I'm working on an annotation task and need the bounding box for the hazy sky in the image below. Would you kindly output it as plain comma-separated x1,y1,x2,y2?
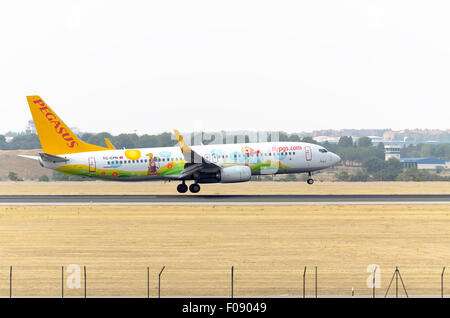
1,0,449,135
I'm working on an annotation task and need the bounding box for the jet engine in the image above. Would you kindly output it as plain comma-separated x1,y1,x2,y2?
216,166,252,183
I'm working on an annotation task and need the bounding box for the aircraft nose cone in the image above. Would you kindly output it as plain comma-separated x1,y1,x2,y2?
330,153,341,165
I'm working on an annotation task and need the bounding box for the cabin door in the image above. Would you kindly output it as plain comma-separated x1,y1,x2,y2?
305,146,312,161
88,157,96,173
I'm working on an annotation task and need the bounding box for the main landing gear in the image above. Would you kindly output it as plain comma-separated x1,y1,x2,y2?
307,172,314,185
176,181,201,193
177,182,188,193
189,183,201,193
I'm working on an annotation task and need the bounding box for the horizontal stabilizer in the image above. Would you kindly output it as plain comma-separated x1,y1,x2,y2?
18,155,40,161
39,152,69,163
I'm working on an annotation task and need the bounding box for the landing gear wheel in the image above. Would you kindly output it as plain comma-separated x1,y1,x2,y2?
177,183,188,193
189,183,201,193
306,172,314,185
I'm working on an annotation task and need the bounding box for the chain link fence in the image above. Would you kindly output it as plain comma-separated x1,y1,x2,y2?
0,265,448,298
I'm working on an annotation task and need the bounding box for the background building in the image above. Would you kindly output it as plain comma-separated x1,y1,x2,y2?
400,158,449,170
384,144,401,160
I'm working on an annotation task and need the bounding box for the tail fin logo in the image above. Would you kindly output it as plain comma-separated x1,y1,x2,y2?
32,99,79,148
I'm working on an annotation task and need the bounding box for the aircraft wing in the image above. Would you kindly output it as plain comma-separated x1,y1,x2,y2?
172,129,221,179
164,163,205,180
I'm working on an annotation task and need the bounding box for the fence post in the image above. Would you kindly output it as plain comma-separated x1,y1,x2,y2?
315,266,317,298
147,267,150,298
396,267,408,298
395,267,398,298
84,266,87,298
62,266,64,298
9,266,12,298
303,266,306,298
231,266,234,298
442,267,446,298
373,266,377,298
158,266,165,298
385,267,408,298
385,268,396,298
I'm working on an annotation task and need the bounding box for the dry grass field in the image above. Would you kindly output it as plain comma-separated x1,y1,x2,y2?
1,180,450,195
0,149,53,180
0,204,450,297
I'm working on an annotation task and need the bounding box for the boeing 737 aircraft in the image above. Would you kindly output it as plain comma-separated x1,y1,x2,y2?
21,96,341,193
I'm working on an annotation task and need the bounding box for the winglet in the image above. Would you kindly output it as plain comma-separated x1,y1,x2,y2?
104,137,115,149
173,129,193,155
174,129,204,164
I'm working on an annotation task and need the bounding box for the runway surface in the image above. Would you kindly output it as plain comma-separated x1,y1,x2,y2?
1,194,450,205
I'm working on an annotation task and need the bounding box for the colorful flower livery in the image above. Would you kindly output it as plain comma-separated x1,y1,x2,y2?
21,96,341,193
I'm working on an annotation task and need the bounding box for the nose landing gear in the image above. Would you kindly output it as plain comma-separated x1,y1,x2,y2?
306,172,314,185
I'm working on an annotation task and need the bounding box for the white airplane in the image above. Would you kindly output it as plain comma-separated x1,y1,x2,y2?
21,96,341,193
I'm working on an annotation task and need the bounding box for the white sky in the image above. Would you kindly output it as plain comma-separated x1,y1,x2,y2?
1,0,449,135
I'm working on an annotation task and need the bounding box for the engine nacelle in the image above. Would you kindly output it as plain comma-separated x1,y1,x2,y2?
216,166,252,183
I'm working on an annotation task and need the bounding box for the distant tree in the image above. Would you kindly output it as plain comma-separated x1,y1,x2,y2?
363,157,386,175
52,171,69,181
436,166,444,174
337,147,363,166
335,171,350,181
301,136,317,144
8,172,20,181
357,136,372,148
321,141,338,153
85,132,114,147
288,134,301,142
363,157,402,181
0,135,7,149
152,132,177,147
338,136,354,148
383,158,403,180
283,174,297,181
349,170,369,181
278,132,290,142
68,175,89,181
80,133,95,142
402,143,450,160
267,131,290,142
112,133,139,148
377,142,385,153
38,175,50,182
396,168,449,182
7,134,41,150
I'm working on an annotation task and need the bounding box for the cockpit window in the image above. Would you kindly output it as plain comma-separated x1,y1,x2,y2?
319,148,328,153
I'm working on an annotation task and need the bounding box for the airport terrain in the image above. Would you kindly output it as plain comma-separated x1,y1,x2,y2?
0,204,449,297
0,181,449,297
